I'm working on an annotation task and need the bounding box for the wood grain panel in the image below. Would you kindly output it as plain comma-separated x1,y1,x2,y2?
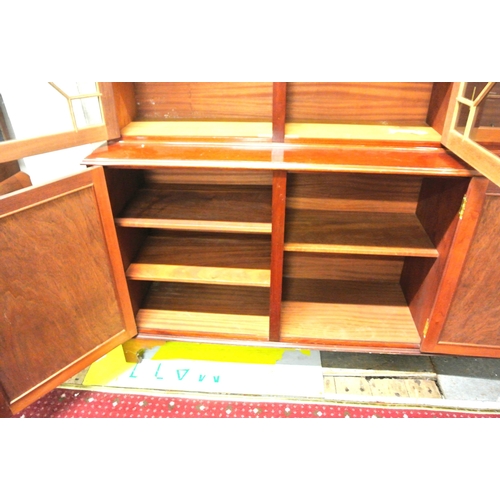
127,233,271,287
84,141,476,177
0,168,136,410
137,310,269,339
134,82,273,122
286,83,433,125
285,210,437,257
137,282,270,339
144,168,273,186
438,195,500,349
0,171,31,196
112,82,137,129
269,170,287,341
400,177,471,335
281,279,420,345
284,253,404,282
287,173,422,213
141,282,270,316
116,184,272,233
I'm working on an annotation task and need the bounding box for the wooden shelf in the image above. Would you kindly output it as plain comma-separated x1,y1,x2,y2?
284,209,438,257
116,184,272,233
280,278,421,346
136,282,270,339
83,141,478,177
126,233,271,287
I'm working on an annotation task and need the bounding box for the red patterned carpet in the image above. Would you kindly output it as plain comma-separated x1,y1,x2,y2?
14,388,500,418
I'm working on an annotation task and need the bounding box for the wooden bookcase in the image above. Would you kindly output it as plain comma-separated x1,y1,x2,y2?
1,81,499,416
83,82,497,355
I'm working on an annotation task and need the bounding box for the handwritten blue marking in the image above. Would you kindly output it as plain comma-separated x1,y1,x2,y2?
199,375,206,382
177,369,189,381
129,364,139,378
213,376,220,383
155,363,163,380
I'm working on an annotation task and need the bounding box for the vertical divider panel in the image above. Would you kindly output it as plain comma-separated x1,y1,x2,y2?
269,169,287,341
272,83,287,143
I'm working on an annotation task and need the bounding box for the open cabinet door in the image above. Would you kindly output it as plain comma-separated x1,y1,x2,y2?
0,166,137,417
441,82,500,186
422,82,500,358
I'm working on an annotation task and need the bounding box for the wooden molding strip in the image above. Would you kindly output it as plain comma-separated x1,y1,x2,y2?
0,125,108,164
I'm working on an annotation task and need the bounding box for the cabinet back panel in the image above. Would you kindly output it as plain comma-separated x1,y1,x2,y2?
144,168,273,186
287,173,423,213
286,83,433,125
134,82,273,122
284,253,404,282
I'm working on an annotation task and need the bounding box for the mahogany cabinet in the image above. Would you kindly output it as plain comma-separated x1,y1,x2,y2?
1,82,499,417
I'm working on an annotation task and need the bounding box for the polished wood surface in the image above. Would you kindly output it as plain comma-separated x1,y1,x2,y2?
420,176,490,354
272,83,287,142
0,171,31,196
430,194,500,356
285,210,437,257
426,83,453,135
115,184,272,233
134,82,273,122
400,177,471,336
281,279,420,346
284,253,404,282
284,123,441,146
0,160,20,183
99,82,121,141
121,121,273,141
287,172,422,213
136,282,270,340
286,83,434,125
0,167,136,414
0,125,108,164
269,170,287,341
127,232,271,287
83,140,477,177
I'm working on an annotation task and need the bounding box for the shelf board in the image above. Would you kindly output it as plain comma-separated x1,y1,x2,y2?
126,233,271,287
285,123,442,145
284,209,438,257
122,121,273,141
136,282,270,339
116,184,272,234
281,279,421,346
83,140,477,177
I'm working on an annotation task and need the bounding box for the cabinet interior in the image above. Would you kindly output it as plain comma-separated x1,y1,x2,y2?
81,80,479,353
110,82,451,144
103,164,470,351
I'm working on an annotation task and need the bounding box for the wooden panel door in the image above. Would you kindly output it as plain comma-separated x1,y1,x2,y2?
0,166,137,416
420,180,500,358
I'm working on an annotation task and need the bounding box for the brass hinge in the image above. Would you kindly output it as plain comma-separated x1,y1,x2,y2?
458,195,467,220
423,318,430,338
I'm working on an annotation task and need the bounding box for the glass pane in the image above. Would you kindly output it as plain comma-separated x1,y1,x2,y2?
463,82,489,101
454,102,469,135
72,97,103,128
0,83,74,140
470,83,500,157
52,82,98,96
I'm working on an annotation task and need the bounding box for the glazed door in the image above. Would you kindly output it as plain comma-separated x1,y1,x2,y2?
0,167,137,416
441,82,500,186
